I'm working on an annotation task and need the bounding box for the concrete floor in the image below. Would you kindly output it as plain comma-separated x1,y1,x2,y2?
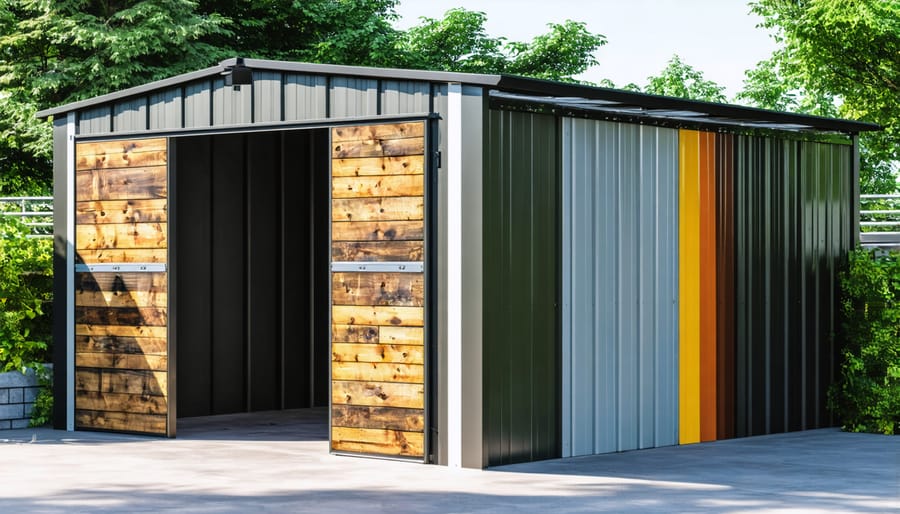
0,408,897,513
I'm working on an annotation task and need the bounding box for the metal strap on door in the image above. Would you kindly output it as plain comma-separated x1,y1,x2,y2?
75,263,167,273
330,261,423,273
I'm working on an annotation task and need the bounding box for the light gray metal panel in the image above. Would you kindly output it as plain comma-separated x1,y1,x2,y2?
329,77,378,118
433,83,449,466
149,88,183,130
112,98,147,132
253,71,282,123
185,81,212,128
381,81,430,115
283,74,327,121
562,117,680,457
77,106,110,135
212,78,252,125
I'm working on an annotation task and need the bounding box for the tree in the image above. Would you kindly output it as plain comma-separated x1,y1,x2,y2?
643,55,727,103
742,0,900,193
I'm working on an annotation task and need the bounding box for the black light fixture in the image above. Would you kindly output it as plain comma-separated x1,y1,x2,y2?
222,57,252,90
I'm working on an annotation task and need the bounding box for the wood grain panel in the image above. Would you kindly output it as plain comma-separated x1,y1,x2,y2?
75,410,167,433
332,324,380,343
332,272,424,307
99,369,167,397
75,306,167,327
332,156,424,177
331,305,424,327
75,324,167,338
77,249,167,263
76,167,168,201
332,197,424,222
331,427,424,457
331,381,424,408
76,199,168,224
378,326,424,346
332,174,423,198
75,369,101,392
76,150,167,171
76,138,167,158
77,272,167,293
333,138,425,159
332,362,424,383
76,352,168,371
331,241,423,262
331,343,424,365
331,122,425,143
75,290,167,308
76,336,167,355
331,220,424,242
76,223,167,250
332,405,425,431
75,391,167,414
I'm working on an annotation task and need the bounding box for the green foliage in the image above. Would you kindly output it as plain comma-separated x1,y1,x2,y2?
397,9,606,81
643,55,727,103
29,364,52,427
829,248,900,435
0,216,53,374
743,0,900,194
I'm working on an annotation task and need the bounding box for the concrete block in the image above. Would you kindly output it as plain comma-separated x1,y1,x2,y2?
9,388,24,404
0,389,8,404
0,368,37,388
11,418,29,429
24,387,40,403
0,420,9,429
23,403,33,417
0,403,23,420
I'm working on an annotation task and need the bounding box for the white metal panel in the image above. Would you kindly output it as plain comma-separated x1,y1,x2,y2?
212,78,252,125
185,82,211,128
77,106,110,135
253,71,282,123
283,74,327,121
562,118,680,457
329,77,378,118
113,98,147,132
149,88,182,130
381,81,430,115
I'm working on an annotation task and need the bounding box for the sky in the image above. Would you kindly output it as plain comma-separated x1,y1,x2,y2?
393,0,778,99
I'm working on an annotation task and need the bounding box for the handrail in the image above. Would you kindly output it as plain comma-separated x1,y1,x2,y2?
0,196,53,238
860,194,900,248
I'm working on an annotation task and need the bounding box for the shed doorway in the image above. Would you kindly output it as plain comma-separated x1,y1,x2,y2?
172,128,331,420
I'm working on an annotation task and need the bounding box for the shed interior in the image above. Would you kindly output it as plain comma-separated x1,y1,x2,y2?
172,128,331,417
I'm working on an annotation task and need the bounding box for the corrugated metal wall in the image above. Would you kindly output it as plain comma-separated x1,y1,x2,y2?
483,109,560,466
75,75,434,135
560,118,679,457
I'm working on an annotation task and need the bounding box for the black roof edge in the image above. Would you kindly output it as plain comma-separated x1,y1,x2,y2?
35,57,881,135
494,75,881,134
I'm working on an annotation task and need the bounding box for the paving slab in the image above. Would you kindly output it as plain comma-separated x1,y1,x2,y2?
0,408,896,513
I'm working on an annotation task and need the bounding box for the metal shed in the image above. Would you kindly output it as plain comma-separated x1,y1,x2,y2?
40,58,878,468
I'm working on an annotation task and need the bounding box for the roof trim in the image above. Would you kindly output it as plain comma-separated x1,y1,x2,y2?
36,58,881,134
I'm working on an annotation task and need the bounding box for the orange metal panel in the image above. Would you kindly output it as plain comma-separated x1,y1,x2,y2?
699,132,718,442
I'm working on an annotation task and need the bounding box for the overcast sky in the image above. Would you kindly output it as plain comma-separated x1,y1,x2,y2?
394,0,777,98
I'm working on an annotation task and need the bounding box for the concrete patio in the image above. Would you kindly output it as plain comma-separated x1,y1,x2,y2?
0,408,896,513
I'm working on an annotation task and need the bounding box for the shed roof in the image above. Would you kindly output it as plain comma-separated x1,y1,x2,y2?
37,57,880,134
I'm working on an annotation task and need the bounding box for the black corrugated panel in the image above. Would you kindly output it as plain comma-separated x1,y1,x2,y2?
483,110,561,466
734,136,851,436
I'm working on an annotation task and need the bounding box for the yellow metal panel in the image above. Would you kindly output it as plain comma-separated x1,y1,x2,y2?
679,129,701,445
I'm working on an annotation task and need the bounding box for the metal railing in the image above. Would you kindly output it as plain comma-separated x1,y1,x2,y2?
0,196,53,238
860,194,900,248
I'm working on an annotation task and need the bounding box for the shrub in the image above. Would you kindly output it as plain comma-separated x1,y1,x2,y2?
0,216,53,373
829,247,900,434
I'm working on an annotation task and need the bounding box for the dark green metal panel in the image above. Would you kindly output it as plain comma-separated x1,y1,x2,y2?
734,135,851,437
483,109,560,466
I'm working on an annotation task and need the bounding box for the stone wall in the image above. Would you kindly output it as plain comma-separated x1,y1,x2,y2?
0,366,48,430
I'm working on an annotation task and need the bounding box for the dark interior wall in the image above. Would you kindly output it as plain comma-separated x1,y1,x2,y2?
173,129,330,417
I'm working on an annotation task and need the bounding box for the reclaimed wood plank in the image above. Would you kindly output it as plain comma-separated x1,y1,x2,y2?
331,427,424,457
331,305,423,327
332,174,423,199
75,409,167,433
378,326,424,346
332,324,379,343
332,137,425,159
75,199,168,224
331,381,424,409
75,290,168,309
332,362,423,383
76,335,167,355
76,390,167,414
331,241,423,262
331,220,424,242
332,156,424,177
76,166,168,201
76,150,167,171
76,138,167,158
75,306,167,327
331,122,425,143
76,352,168,371
331,405,425,432
75,324,167,338
76,222,167,250
77,248,167,263
100,369,167,396
76,272,167,293
332,197,424,222
332,272,424,307
331,343,423,364
75,369,101,392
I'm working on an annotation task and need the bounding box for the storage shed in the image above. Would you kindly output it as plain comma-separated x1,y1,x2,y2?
39,58,878,468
